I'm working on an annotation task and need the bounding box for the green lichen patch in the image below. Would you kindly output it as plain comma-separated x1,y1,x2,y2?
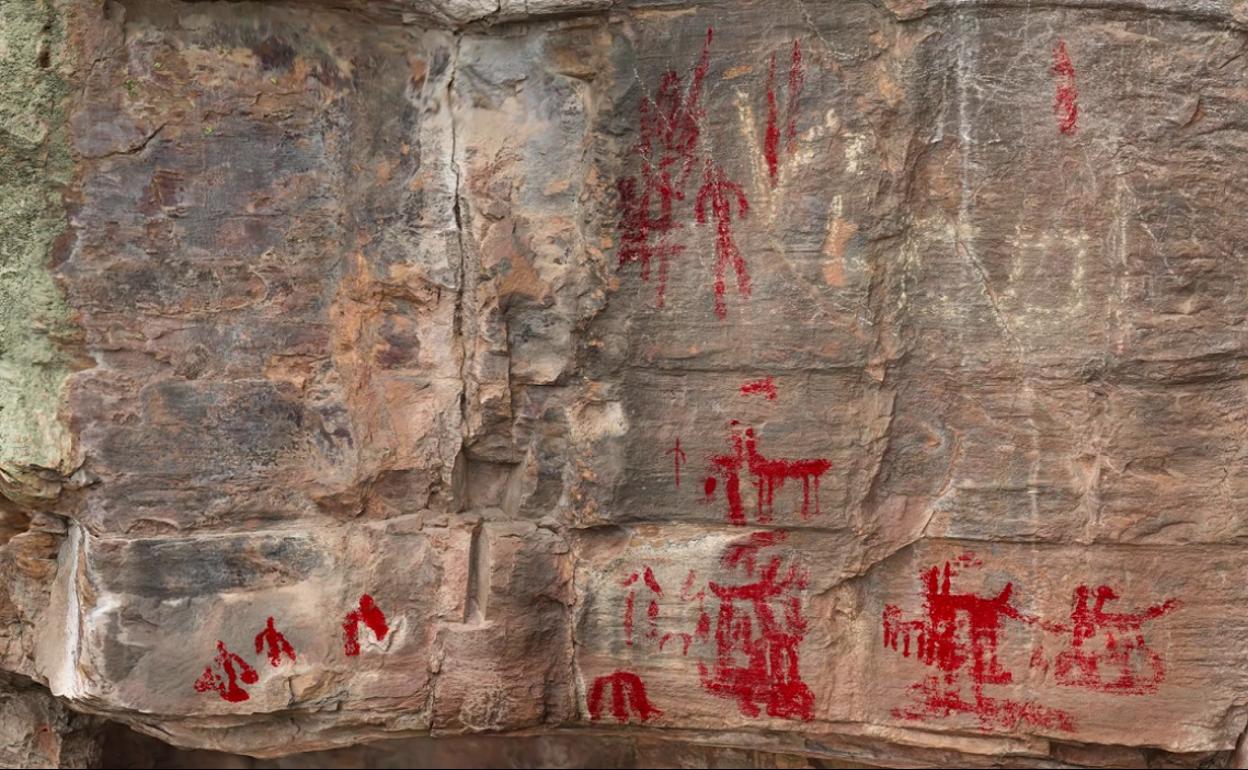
0,0,75,503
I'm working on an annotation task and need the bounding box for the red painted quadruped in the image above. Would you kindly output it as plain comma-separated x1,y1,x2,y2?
1050,585,1179,694
587,671,662,723
881,557,1076,733
708,422,831,525
343,594,389,656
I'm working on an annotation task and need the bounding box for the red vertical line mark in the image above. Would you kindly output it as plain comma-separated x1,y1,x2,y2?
667,438,688,487
764,51,780,185
785,40,804,153
621,571,638,643
1052,40,1078,135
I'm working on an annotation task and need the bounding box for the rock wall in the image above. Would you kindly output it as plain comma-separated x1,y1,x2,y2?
3,0,1248,766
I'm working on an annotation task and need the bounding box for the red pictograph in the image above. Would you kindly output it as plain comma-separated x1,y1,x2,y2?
588,671,663,723
254,616,296,667
613,28,765,319
739,376,777,400
616,28,713,308
697,531,814,721
1052,40,1078,135
764,40,805,185
882,556,1075,732
667,438,688,487
1051,585,1179,694
705,421,831,525
622,566,664,647
193,640,260,703
695,160,751,319
883,555,1181,733
343,594,389,656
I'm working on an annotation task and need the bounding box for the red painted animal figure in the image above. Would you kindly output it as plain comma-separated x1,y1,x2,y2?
343,594,389,656
882,557,1075,733
1052,585,1179,694
706,422,831,525
254,616,296,667
587,671,662,723
697,531,814,721
193,640,259,703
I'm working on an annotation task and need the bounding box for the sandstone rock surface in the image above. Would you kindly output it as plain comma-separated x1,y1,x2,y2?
4,0,1248,767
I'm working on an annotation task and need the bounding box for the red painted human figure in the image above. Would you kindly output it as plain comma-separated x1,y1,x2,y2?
697,531,814,721
254,616,296,667
882,556,1075,732
1052,585,1178,694
587,671,662,723
705,421,831,525
695,160,751,319
616,28,713,307
343,594,389,656
193,640,259,703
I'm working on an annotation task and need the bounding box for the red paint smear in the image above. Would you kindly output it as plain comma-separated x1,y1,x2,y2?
740,377,778,400
695,161,750,319
193,640,259,703
764,51,780,185
343,594,389,656
882,559,1074,732
667,438,688,487
698,532,814,721
703,476,718,499
588,671,662,723
1052,40,1078,135
1050,585,1179,694
786,40,804,152
622,567,664,646
617,27,714,307
708,423,831,525
254,616,296,667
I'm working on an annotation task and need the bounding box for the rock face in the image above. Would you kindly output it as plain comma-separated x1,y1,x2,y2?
4,0,1248,766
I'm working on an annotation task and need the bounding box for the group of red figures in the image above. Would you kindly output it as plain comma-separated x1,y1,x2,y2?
591,531,814,724
193,594,389,703
615,28,1078,317
881,554,1178,732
